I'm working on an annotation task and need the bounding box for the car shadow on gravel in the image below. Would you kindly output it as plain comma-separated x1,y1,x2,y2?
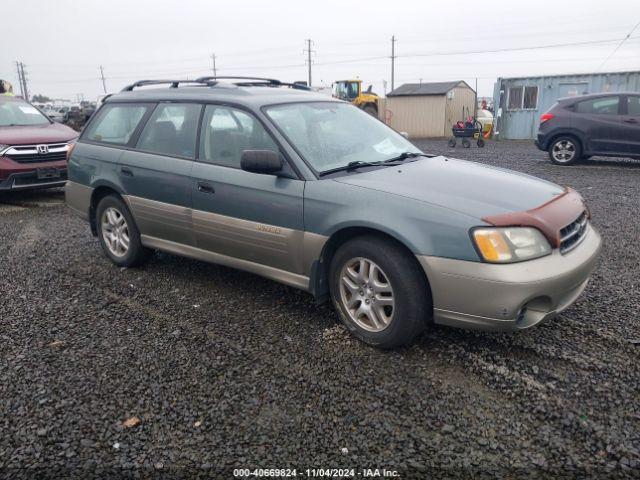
0,187,64,205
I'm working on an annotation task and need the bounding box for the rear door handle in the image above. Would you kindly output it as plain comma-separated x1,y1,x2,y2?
197,181,215,194
624,118,638,124
120,166,134,177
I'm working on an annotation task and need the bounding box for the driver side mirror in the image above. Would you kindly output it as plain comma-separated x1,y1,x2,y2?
240,150,284,175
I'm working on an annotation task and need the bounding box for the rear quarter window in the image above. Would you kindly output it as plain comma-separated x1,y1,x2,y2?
83,104,149,145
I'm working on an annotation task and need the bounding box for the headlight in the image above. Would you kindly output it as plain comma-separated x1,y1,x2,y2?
472,227,551,263
0,144,8,155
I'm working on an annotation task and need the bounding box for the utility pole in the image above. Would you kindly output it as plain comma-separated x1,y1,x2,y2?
15,61,24,98
304,39,314,87
100,65,107,94
19,63,29,101
210,53,217,77
390,35,396,92
475,77,478,119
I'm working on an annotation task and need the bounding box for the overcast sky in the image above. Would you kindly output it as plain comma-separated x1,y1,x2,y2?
3,0,639,102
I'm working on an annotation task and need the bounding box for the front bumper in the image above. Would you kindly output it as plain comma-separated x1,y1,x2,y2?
0,155,69,191
0,169,68,191
417,224,601,331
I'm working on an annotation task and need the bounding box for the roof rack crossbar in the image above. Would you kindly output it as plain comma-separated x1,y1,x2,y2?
121,79,205,92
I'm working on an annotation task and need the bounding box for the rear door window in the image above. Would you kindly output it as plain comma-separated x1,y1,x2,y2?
575,97,620,115
627,96,640,116
83,104,149,145
136,103,202,158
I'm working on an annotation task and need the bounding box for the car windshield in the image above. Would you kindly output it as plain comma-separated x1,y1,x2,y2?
0,100,50,126
264,102,421,173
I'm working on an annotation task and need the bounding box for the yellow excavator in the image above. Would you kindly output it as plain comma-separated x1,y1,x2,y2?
332,79,379,116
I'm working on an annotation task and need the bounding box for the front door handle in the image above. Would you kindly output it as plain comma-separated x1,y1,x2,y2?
120,166,134,177
624,118,638,124
197,181,215,194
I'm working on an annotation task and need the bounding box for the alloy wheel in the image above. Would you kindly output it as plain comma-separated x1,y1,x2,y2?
552,140,576,163
101,207,130,257
339,257,395,332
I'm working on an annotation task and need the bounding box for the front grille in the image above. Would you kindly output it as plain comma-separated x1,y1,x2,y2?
3,143,69,164
6,151,67,163
560,211,588,254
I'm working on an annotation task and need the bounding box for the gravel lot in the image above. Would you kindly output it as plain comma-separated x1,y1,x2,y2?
1,140,639,479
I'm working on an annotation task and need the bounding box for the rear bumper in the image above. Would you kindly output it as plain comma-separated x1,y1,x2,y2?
417,224,601,331
534,133,548,151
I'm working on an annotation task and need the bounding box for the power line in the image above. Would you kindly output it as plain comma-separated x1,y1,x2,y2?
398,36,637,58
598,20,640,70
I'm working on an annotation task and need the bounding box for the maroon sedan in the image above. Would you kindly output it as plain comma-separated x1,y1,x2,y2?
0,96,77,191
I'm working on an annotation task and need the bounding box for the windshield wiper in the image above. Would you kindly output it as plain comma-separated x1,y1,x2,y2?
383,152,432,163
318,153,433,177
318,160,385,177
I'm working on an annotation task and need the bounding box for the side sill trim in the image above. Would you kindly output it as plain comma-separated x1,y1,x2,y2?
140,234,310,291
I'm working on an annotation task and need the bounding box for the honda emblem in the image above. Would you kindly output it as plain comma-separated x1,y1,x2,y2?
37,144,49,155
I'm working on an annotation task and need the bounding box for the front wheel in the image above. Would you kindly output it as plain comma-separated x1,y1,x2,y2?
549,136,581,165
448,138,456,147
462,138,471,148
329,236,431,349
96,194,151,267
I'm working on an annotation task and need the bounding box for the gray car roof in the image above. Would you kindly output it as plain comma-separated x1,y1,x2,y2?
106,83,340,108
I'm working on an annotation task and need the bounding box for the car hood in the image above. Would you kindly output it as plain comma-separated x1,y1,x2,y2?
0,122,78,145
332,156,565,219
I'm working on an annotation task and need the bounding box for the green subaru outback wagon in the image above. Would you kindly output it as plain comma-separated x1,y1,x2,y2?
66,77,601,348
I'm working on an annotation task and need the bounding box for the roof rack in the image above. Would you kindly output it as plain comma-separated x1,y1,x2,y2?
121,76,313,92
121,79,206,92
195,76,311,91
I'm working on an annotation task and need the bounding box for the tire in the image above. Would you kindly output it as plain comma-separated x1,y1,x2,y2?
363,104,378,117
95,194,151,267
448,138,456,147
548,136,581,165
477,138,485,148
462,138,471,148
329,236,431,349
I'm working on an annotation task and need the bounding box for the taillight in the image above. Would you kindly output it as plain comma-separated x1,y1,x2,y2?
540,113,555,124
66,142,75,162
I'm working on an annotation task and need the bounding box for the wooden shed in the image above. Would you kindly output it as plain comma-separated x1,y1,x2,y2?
382,81,476,138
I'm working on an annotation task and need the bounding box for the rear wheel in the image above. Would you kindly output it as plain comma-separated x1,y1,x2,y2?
549,136,581,165
96,194,150,267
448,138,456,147
329,236,431,349
462,138,471,148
